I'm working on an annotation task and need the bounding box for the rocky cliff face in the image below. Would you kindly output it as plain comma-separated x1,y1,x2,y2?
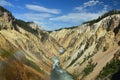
0,6,61,80
51,14,120,80
0,6,120,80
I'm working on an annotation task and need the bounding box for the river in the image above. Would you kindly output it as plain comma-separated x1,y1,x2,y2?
50,57,75,80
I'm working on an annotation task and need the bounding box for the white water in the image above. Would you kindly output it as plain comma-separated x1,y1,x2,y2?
50,57,75,80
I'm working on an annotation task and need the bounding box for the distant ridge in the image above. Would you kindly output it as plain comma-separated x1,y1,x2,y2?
53,10,120,31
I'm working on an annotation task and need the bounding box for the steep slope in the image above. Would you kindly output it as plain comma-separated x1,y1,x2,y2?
0,6,61,80
50,12,120,80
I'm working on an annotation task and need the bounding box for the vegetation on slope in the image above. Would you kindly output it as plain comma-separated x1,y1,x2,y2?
0,6,39,35
83,10,120,25
16,19,38,34
0,49,13,58
96,59,120,80
54,26,78,31
96,50,120,80
82,59,97,77
0,6,11,15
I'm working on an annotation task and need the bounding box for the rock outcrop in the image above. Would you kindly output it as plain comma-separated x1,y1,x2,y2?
51,14,120,80
0,6,61,80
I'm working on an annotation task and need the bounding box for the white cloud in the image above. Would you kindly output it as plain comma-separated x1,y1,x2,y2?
84,0,100,7
22,13,52,20
0,0,13,6
75,0,102,11
14,0,108,30
26,4,61,14
50,0,108,24
50,12,103,23
103,5,108,11
15,13,52,20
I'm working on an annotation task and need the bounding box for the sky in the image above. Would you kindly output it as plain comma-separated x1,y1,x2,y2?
0,0,120,30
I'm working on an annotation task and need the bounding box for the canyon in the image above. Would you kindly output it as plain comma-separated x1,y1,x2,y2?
0,6,120,80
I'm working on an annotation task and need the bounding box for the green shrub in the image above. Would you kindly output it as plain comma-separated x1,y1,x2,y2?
68,50,84,67
83,59,97,76
96,59,120,80
54,26,78,31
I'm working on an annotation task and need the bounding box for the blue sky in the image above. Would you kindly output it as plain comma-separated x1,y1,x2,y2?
0,0,120,30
